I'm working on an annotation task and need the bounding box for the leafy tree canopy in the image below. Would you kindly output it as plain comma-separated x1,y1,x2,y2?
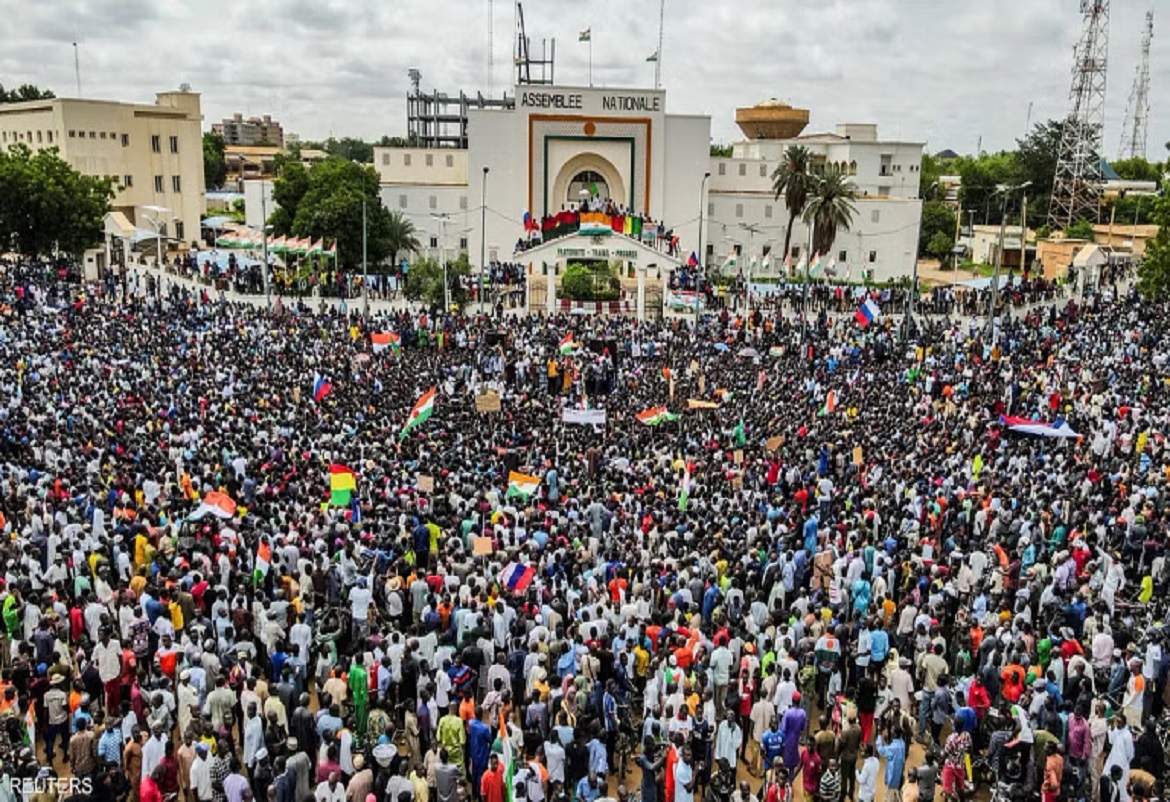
0,83,55,103
1136,183,1170,301
0,144,113,256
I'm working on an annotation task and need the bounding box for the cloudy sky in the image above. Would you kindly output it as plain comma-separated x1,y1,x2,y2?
3,0,1167,158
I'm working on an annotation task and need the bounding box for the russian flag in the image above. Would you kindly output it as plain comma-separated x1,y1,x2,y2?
855,298,881,328
499,562,537,594
313,375,333,402
687,252,699,268
998,415,1079,438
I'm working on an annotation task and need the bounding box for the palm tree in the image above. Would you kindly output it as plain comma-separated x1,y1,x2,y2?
385,210,420,269
771,145,812,265
802,168,858,257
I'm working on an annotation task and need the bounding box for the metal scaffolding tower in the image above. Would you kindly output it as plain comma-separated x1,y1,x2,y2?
1118,11,1154,160
1048,0,1111,229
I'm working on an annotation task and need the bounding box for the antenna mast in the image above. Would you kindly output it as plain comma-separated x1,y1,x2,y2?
1118,10,1153,160
1048,0,1110,228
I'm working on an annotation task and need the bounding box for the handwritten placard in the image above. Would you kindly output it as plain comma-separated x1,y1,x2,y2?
417,475,434,493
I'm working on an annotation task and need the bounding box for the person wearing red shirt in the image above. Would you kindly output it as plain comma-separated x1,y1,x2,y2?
481,753,506,802
139,764,164,802
967,676,991,720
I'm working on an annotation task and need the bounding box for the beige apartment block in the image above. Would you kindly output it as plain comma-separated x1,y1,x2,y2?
0,88,206,245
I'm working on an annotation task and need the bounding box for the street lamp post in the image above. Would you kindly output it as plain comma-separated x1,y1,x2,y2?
141,204,171,272
989,181,1030,345
362,194,369,317
431,213,450,311
696,172,710,326
906,181,939,341
480,166,489,315
260,192,271,311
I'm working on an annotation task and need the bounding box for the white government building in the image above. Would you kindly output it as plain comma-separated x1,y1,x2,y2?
244,83,924,312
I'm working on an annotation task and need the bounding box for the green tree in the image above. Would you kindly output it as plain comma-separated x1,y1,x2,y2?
1110,157,1160,182
202,132,227,191
285,158,395,272
0,84,55,103
1065,219,1095,241
322,137,374,163
802,168,857,256
926,231,955,261
269,160,310,235
709,143,733,157
772,145,812,264
1014,119,1065,212
561,262,620,300
385,211,420,271
956,151,1021,226
1136,184,1170,300
918,200,956,258
0,144,113,256
404,253,470,307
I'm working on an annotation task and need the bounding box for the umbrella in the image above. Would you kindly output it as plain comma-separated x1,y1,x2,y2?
737,347,760,358
713,343,730,352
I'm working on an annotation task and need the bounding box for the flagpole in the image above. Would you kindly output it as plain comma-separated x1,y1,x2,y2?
589,36,593,86
655,0,664,90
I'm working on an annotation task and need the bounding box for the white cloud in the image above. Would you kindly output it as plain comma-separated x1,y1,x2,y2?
1,0,1167,158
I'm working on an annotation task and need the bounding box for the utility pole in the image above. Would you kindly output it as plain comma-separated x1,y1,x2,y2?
362,194,369,316
480,167,489,314
696,172,710,326
261,192,271,311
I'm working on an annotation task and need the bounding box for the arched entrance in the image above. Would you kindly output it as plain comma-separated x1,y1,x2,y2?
550,153,628,213
567,170,609,203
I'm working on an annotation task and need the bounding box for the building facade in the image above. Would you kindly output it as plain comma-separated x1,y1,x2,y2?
0,88,206,244
212,113,285,148
362,86,924,285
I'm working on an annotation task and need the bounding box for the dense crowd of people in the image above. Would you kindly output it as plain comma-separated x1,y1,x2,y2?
0,255,1166,802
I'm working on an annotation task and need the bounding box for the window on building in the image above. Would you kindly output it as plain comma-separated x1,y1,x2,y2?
174,221,184,241
121,134,129,147
123,175,133,188
738,163,746,177
399,194,408,209
838,249,847,262
708,202,714,217
871,210,880,224
99,131,106,140
171,175,181,192
68,130,76,138
425,154,434,167
760,164,768,178
429,195,437,210
46,131,53,144
154,175,164,193
734,203,743,219
2,133,7,143
429,236,438,248
717,162,726,176
88,131,96,139
169,136,179,153
489,248,499,263
792,247,801,259
382,154,390,166
109,132,115,140
151,134,160,152
446,154,454,168
868,250,877,263
404,154,412,166
37,131,43,143
764,205,773,219
459,196,468,211
459,237,468,250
